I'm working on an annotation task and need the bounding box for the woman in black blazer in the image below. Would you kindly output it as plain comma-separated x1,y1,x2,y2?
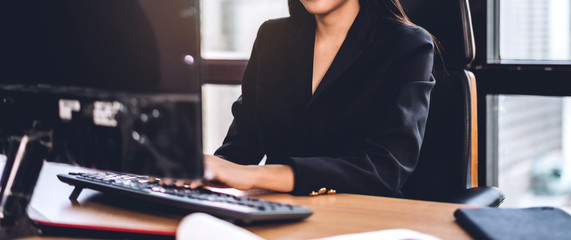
202,0,435,198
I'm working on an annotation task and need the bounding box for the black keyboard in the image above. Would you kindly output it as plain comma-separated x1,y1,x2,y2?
57,172,313,224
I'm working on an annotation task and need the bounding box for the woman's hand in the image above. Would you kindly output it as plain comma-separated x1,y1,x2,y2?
156,155,294,193
200,155,295,192
201,155,258,190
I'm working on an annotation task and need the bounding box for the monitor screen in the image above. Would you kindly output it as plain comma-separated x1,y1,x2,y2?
0,0,203,180
3,0,201,94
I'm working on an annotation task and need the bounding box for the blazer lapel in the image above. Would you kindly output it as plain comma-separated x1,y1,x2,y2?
310,39,362,99
303,9,375,113
286,18,315,105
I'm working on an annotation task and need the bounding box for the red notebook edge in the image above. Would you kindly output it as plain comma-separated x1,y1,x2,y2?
32,219,176,237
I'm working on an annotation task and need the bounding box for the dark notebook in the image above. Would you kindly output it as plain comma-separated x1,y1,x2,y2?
454,207,571,240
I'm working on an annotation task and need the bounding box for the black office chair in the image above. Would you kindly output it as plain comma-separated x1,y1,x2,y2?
401,0,505,207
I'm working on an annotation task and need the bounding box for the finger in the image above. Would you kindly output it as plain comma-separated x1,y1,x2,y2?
175,179,186,187
160,178,174,186
146,176,158,184
189,179,203,189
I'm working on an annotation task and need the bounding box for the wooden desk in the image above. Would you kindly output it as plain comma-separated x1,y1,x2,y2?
19,162,474,240
249,194,474,239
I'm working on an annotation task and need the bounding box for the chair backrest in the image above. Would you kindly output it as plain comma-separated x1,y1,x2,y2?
400,0,479,202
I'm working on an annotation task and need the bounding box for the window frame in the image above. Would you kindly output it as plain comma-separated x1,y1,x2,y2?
204,59,247,84
476,0,571,70
471,0,571,187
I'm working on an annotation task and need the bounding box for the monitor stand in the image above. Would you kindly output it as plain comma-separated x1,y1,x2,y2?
0,131,51,239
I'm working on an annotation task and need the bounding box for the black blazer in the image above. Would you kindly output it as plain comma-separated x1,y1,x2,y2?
215,9,435,197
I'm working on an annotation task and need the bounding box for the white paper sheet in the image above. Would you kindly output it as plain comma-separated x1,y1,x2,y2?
313,228,441,240
176,213,264,240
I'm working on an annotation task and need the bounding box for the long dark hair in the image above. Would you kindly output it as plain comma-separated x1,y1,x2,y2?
288,0,414,26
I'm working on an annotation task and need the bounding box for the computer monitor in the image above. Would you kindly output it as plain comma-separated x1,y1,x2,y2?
0,0,203,180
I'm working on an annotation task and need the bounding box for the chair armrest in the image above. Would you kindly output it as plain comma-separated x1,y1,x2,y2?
448,186,505,207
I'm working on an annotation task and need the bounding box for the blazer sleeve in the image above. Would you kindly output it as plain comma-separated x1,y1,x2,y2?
274,28,435,197
213,23,268,165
